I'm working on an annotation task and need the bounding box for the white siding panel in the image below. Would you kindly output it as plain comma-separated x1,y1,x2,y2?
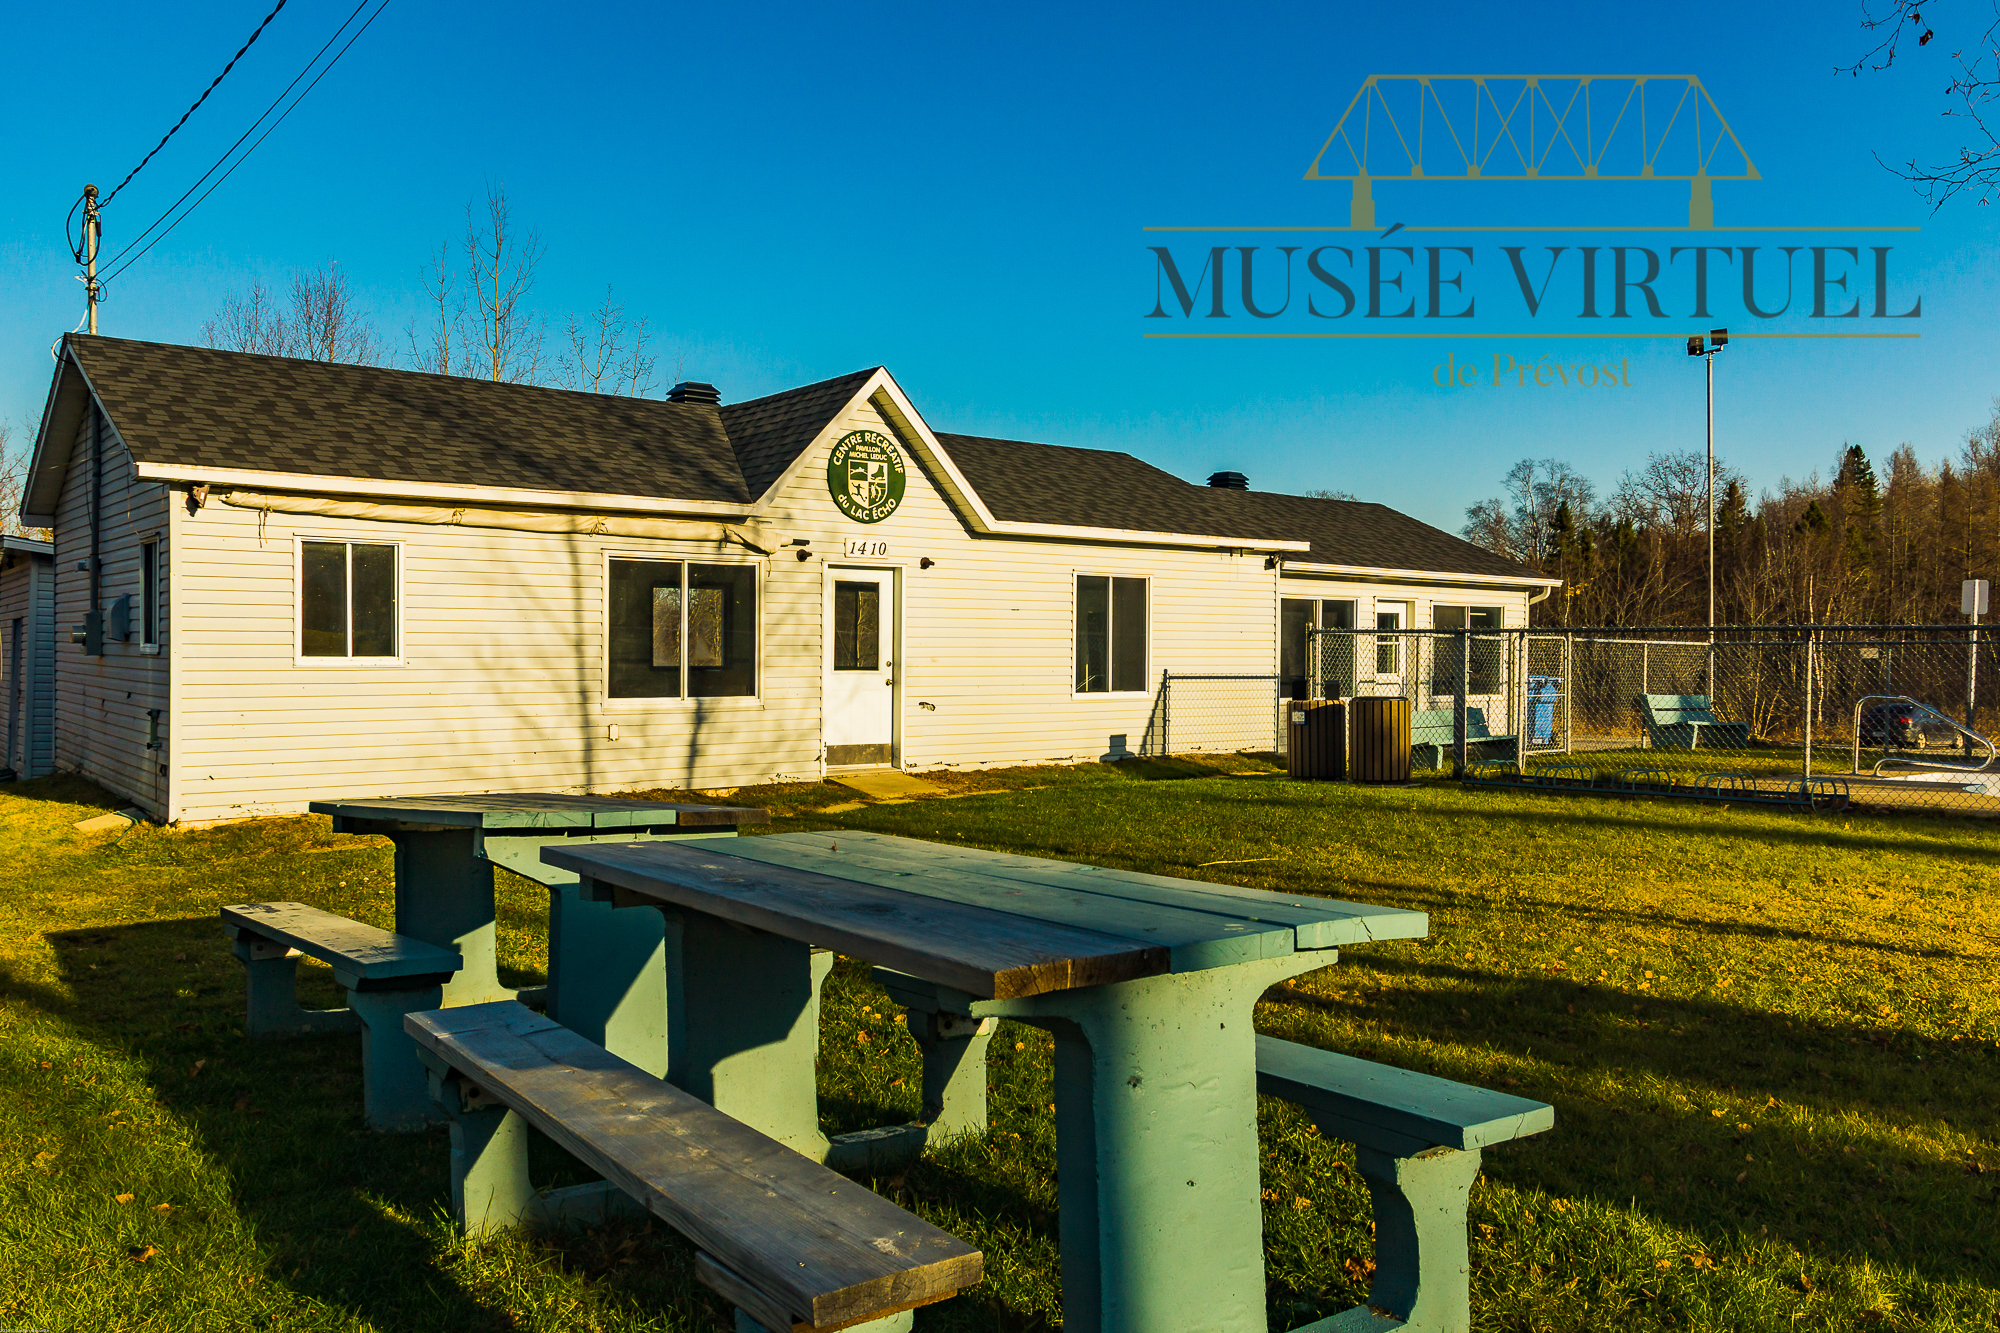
1,551,57,777
51,412,170,814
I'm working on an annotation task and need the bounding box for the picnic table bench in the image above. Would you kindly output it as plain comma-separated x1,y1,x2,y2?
1411,707,1518,771
1638,695,1750,751
539,830,1542,1333
1256,1035,1553,1332
223,793,767,1132
221,902,461,1131
409,1000,981,1333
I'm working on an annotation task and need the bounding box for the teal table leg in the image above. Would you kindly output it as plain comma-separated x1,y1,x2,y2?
543,882,668,1074
388,830,512,1006
976,952,1336,1333
426,1067,533,1237
874,969,997,1138
478,830,737,1075
342,980,446,1132
618,899,831,1160
911,1009,998,1138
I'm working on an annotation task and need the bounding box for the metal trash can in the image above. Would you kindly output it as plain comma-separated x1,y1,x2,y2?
1349,696,1412,784
1287,700,1347,780
1527,675,1561,745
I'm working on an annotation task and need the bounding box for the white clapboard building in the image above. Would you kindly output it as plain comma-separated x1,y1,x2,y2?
18,335,1555,823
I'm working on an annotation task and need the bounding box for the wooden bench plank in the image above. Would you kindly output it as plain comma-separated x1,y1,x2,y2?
716,838,1298,971
221,902,460,982
1255,1035,1553,1155
793,833,1427,950
542,841,1168,1000
407,1002,981,1329
308,793,771,830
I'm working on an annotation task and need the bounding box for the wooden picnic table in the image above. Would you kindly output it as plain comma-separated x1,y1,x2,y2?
309,793,767,1076
543,829,1428,1333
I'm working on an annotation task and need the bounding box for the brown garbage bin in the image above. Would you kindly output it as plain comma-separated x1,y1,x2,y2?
1287,699,1347,780
1349,696,1412,784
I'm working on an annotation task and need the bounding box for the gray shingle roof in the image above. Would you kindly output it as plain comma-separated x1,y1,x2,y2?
934,432,1541,581
723,368,881,497
65,336,875,506
54,337,1542,581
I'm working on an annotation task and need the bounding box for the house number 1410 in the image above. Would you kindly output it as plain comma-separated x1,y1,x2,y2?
844,539,889,557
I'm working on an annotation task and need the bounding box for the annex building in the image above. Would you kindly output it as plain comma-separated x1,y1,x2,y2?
15,335,1554,823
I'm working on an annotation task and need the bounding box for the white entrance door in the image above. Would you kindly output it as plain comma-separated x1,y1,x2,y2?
824,569,896,767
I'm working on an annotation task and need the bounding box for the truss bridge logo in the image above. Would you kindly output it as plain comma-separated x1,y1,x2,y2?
1143,74,1922,341
1310,75,1754,231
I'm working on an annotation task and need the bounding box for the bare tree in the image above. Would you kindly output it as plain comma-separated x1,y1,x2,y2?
0,422,51,541
1461,458,1597,565
202,281,287,355
406,240,463,376
1609,451,1742,542
464,183,545,384
1304,487,1360,501
1846,0,2000,209
204,266,383,364
286,264,383,365
559,286,660,396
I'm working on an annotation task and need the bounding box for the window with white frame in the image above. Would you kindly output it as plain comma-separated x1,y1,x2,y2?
301,540,398,659
140,540,162,649
1075,575,1148,693
1432,605,1505,693
609,559,757,699
1281,597,1356,699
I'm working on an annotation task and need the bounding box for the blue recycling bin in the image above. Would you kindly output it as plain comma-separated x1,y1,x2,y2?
1528,675,1561,744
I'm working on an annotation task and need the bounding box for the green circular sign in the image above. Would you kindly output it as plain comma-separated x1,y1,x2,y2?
826,429,907,524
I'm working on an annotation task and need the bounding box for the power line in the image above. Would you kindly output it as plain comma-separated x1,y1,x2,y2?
100,0,393,288
98,0,374,276
100,0,290,208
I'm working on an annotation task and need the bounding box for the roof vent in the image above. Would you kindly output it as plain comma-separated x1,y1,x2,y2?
1207,471,1248,490
667,381,721,405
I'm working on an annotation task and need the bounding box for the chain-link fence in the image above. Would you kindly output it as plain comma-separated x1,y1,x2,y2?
1155,626,1999,814
1148,674,1285,756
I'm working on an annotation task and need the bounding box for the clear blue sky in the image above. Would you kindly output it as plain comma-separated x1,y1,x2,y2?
3,0,1994,533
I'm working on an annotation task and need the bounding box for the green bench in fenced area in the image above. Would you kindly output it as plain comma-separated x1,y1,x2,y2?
407,1000,983,1333
1639,694,1751,751
1412,707,1519,770
221,901,462,1133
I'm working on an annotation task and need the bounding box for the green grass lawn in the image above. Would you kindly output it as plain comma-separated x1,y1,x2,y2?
1,760,1994,1332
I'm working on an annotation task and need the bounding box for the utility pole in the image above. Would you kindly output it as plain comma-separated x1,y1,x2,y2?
82,183,101,334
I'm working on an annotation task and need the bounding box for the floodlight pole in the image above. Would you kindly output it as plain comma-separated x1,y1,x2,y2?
1688,329,1727,693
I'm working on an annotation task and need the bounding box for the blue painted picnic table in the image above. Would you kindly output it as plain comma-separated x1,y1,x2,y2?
543,830,1429,1333
308,793,768,1075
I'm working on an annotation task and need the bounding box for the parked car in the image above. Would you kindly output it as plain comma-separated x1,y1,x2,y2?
1858,701,1938,748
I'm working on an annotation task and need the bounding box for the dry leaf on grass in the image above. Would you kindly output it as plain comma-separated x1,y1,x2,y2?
129,1245,157,1263
114,1193,134,1204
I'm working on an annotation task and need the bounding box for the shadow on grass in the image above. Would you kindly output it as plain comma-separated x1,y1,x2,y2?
29,916,734,1332
1259,958,2000,1288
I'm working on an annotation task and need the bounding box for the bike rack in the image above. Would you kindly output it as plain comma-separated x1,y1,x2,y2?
1849,695,1997,779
